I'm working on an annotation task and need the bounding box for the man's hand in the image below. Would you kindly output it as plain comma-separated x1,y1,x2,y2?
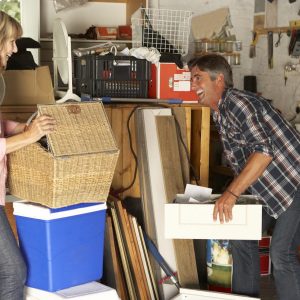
213,191,237,223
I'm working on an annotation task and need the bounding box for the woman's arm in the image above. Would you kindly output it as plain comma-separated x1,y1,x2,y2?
9,122,26,135
5,115,56,154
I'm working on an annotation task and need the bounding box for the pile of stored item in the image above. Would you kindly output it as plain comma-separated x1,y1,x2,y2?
8,102,120,299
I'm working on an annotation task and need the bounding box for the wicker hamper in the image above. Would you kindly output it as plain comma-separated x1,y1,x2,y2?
8,102,119,208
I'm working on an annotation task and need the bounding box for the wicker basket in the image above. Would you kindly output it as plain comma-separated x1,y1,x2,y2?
8,102,119,208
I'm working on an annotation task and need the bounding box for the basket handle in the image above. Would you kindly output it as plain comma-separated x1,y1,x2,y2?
26,111,38,125
67,104,81,114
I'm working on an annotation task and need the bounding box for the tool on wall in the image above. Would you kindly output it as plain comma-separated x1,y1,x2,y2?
289,28,300,56
249,31,258,58
267,31,274,68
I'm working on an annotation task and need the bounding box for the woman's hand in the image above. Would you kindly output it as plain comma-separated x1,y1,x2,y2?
25,114,56,143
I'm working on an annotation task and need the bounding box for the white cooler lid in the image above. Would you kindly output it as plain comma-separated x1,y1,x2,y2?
25,281,120,299
13,201,106,220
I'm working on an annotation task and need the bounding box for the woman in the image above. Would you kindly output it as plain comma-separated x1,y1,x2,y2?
0,11,56,300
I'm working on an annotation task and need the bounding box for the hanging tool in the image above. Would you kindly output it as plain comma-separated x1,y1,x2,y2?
275,32,282,47
249,31,258,58
267,31,274,69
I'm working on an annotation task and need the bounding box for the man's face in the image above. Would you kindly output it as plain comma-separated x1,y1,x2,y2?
190,66,220,109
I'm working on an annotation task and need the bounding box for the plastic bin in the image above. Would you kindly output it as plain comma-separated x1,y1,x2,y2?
74,54,151,98
13,201,107,292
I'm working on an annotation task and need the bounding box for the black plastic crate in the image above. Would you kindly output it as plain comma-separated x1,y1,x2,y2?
74,55,94,96
74,54,151,98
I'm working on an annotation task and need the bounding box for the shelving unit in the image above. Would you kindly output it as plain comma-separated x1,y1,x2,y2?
1,104,210,198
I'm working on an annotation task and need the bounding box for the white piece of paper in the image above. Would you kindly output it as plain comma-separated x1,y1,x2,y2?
184,184,212,202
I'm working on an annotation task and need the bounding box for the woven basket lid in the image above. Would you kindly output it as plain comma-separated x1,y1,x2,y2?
38,102,118,157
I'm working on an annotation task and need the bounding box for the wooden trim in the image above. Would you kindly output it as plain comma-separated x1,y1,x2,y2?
255,26,289,35
89,0,127,3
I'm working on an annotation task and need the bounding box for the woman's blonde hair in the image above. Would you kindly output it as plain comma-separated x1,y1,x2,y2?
0,11,22,72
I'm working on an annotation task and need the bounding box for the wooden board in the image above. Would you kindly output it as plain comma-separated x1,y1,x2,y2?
156,116,199,288
110,205,137,299
105,214,129,300
142,108,178,300
109,107,124,192
171,107,190,186
190,108,210,187
115,199,151,299
131,216,159,300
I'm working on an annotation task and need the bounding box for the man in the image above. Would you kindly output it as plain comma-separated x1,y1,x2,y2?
188,54,300,300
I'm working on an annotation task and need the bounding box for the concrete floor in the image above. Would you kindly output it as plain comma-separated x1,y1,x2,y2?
260,275,277,300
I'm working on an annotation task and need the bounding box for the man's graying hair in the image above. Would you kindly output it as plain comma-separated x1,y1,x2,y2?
188,54,233,88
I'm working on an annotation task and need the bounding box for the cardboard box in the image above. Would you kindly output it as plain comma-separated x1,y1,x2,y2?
2,66,55,105
95,27,118,40
171,288,260,299
165,201,262,240
148,63,198,102
14,201,107,292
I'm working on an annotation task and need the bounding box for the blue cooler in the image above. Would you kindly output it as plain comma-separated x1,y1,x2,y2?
13,201,107,292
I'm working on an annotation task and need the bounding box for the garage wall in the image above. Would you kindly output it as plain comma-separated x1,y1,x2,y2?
149,0,300,119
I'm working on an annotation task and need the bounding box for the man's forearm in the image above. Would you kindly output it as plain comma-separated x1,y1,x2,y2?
227,152,273,197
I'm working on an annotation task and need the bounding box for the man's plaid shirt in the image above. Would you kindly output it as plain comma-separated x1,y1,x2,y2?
213,88,300,218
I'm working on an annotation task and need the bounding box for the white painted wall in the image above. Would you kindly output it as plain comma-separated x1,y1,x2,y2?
148,0,300,119
252,1,300,119
40,0,126,36
21,0,40,63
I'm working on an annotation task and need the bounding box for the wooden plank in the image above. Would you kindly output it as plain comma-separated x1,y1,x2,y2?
125,107,140,197
156,116,199,288
155,116,184,200
122,108,140,198
110,107,124,192
199,107,210,187
171,107,190,186
184,107,192,156
137,225,160,300
128,215,155,300
131,216,159,300
115,199,150,299
190,109,201,184
105,214,129,300
110,205,137,299
123,204,151,300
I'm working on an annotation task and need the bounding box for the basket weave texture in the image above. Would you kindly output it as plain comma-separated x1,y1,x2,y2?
8,102,119,208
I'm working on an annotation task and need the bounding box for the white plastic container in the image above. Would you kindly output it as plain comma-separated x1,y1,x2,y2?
171,288,260,300
25,281,120,300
